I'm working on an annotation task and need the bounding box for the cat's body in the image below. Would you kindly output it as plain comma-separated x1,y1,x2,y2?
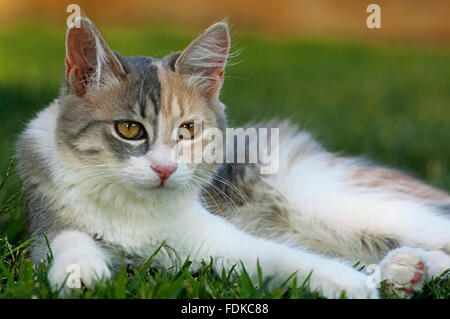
209,122,450,264
16,18,450,298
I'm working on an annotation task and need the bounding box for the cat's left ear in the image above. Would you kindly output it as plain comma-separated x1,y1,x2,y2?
65,17,126,97
175,22,230,100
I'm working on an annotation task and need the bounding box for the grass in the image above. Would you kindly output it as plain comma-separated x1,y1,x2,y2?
0,22,449,299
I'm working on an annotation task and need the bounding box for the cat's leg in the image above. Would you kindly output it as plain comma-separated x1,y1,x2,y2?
161,203,378,299
380,246,450,297
45,230,112,295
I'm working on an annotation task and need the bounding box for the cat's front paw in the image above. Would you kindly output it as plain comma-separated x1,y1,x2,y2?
380,248,427,298
48,253,112,296
322,275,378,299
311,265,379,299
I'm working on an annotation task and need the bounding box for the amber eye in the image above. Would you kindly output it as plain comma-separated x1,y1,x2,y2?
115,121,145,140
178,122,197,141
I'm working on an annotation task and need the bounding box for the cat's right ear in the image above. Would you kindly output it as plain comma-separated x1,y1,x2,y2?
65,17,125,97
174,22,230,100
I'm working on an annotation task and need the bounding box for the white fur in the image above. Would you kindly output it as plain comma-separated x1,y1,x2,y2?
48,230,112,296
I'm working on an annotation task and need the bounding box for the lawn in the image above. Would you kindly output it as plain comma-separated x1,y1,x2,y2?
0,23,449,298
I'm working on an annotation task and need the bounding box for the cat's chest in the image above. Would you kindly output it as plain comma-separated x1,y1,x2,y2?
60,193,174,257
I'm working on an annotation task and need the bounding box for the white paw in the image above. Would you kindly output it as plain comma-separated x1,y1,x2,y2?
380,248,427,298
311,264,379,299
48,253,112,296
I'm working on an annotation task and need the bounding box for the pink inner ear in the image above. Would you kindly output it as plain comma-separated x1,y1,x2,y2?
65,28,97,96
64,57,72,79
205,69,224,99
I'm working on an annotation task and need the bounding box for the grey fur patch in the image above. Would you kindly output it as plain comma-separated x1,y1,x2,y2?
163,52,181,71
201,163,252,213
438,203,450,215
71,121,98,140
66,120,104,156
115,54,161,118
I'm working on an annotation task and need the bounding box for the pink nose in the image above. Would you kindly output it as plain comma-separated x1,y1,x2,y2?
151,164,177,184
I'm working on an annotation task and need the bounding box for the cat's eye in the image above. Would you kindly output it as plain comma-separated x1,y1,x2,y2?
115,121,145,140
178,122,198,141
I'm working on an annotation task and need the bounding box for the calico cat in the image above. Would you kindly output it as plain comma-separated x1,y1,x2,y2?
16,17,450,298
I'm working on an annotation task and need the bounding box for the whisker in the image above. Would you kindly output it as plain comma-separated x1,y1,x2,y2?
194,168,249,207
191,175,241,215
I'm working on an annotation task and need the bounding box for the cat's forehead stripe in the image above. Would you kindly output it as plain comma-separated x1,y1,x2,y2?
156,64,187,120
172,96,182,118
118,55,162,119
139,61,161,118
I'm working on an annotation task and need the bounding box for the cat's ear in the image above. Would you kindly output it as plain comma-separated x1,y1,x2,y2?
175,22,230,100
65,17,125,97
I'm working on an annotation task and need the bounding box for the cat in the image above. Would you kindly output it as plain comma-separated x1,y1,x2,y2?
15,17,450,299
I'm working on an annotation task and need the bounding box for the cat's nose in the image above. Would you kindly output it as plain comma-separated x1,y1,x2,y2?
151,164,177,184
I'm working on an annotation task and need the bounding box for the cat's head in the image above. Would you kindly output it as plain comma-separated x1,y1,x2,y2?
56,17,229,201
